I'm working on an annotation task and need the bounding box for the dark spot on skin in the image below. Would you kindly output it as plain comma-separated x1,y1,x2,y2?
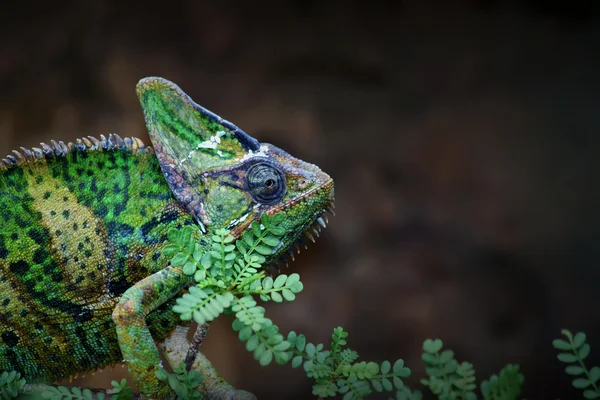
62,210,70,219
63,196,68,202
43,260,59,275
88,272,96,280
1,331,19,346
50,354,58,362
10,233,18,241
28,227,48,245
84,250,93,258
14,215,28,228
56,230,62,236
97,204,108,217
90,178,98,192
114,202,126,215
78,182,85,190
75,275,84,284
33,248,49,264
50,211,56,216
107,277,131,296
2,299,9,306
216,204,224,213
0,237,7,259
152,252,161,261
35,175,43,184
9,260,29,274
73,223,78,231
78,242,85,251
20,309,28,317
43,191,51,199
106,222,134,238
35,322,43,330
83,221,89,229
76,168,84,175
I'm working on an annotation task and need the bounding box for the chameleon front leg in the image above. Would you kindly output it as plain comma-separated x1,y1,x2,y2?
112,266,191,399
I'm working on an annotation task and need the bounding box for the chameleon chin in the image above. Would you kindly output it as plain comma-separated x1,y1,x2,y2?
0,77,334,399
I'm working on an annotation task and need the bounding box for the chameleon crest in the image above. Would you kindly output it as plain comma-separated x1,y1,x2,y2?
0,77,334,399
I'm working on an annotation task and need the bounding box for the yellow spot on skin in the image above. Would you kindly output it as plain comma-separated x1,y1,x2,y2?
25,166,111,298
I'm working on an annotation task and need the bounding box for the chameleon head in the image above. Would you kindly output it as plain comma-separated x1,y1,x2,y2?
136,77,334,265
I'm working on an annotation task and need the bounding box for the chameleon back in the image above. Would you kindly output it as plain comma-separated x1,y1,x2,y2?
0,136,194,381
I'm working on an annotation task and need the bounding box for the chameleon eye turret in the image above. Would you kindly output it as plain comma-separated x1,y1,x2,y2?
246,162,286,205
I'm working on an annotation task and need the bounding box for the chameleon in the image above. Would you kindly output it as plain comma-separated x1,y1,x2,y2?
0,77,334,399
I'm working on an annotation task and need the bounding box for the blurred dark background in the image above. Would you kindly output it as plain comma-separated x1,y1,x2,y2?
2,0,600,398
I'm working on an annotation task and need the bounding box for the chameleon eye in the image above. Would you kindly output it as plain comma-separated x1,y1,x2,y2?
247,163,286,204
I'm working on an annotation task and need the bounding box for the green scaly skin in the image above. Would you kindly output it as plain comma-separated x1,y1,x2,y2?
0,77,334,399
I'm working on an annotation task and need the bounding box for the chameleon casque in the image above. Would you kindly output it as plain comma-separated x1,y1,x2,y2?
0,77,334,398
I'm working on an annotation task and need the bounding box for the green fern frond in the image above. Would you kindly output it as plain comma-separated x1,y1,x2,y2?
0,371,26,399
553,329,600,399
480,364,523,400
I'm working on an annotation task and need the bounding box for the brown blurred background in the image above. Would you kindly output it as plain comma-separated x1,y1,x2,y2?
2,0,600,398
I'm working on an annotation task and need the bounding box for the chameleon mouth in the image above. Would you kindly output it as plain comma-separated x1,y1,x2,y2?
270,201,335,270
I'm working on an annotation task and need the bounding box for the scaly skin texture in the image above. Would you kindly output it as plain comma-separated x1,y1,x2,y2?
0,77,334,399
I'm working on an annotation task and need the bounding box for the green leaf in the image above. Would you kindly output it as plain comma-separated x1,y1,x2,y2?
162,244,179,258
271,213,284,225
243,231,254,247
589,367,600,383
259,350,273,366
579,344,591,359
439,350,454,363
167,228,180,243
271,292,283,302
381,360,391,374
558,353,578,363
292,355,303,368
306,343,316,357
252,222,263,238
372,379,383,392
274,274,287,289
262,235,280,247
171,252,188,266
552,339,571,350
255,245,273,255
282,289,295,301
296,335,307,351
262,277,273,290
200,252,212,269
393,376,404,390
393,359,405,374
382,378,393,391
246,335,259,351
574,332,588,348
423,339,443,353
566,365,585,375
573,378,592,389
584,390,600,399
183,261,196,275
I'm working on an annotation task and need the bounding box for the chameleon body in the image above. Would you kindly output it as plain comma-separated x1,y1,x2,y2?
0,77,334,398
